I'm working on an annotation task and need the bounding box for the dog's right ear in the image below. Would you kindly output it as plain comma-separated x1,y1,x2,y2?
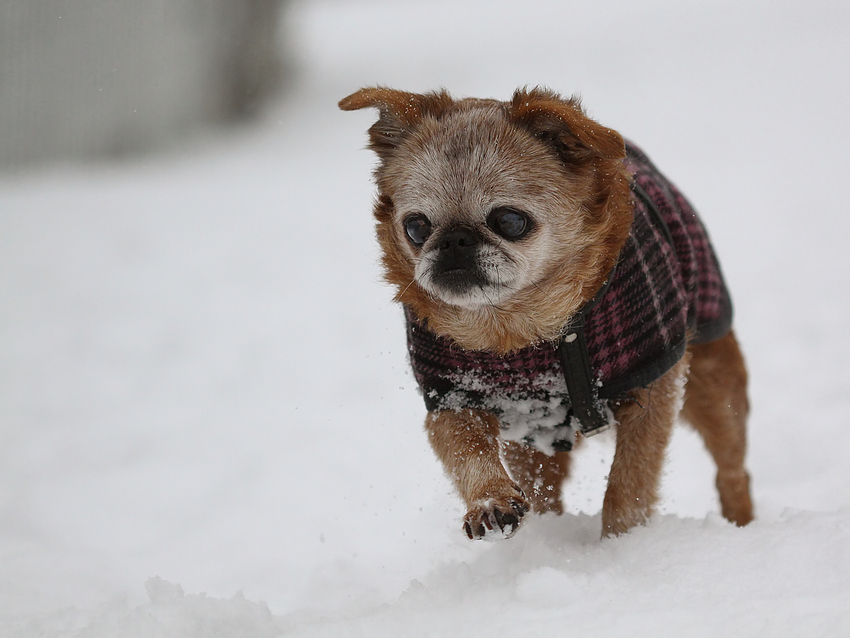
339,87,454,159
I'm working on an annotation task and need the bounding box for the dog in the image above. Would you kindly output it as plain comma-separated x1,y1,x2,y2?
340,87,753,540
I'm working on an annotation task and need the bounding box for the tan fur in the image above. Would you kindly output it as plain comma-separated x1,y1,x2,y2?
682,331,753,526
425,409,529,538
603,354,690,535
503,440,571,515
341,86,753,540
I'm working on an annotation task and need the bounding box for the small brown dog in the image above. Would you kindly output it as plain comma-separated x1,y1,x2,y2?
340,87,753,540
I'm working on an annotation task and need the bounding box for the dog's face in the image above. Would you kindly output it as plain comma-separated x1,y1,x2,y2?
386,103,581,309
341,88,633,352
385,103,585,310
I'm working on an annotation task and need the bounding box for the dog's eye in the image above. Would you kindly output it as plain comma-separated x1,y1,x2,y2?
404,215,432,246
487,207,532,240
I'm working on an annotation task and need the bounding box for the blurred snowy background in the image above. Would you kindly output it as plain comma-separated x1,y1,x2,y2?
1,1,849,635
0,0,285,169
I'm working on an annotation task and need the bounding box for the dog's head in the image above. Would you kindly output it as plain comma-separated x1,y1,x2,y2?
340,87,633,352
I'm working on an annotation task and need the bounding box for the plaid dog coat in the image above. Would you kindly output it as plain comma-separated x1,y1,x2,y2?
405,142,733,453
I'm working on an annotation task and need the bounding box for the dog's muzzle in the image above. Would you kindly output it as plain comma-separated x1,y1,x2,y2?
429,227,488,294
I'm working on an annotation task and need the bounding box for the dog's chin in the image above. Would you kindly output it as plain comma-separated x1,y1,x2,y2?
419,273,516,310
431,288,508,310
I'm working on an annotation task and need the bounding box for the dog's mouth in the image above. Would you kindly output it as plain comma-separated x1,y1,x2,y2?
419,257,516,308
431,265,490,295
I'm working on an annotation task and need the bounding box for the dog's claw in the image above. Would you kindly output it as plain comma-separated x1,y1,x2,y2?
462,488,529,540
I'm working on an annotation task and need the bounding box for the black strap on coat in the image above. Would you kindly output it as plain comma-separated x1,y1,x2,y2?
557,273,615,439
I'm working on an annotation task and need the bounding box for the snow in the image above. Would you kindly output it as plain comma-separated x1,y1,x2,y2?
2,0,850,635
439,370,577,455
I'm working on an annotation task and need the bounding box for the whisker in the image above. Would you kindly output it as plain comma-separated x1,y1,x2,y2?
398,277,418,298
482,283,508,312
531,280,556,304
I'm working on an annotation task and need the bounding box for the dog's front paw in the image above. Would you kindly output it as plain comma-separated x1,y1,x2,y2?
463,487,529,540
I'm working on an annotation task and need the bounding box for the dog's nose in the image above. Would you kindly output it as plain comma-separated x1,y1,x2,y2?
431,227,486,293
438,229,479,254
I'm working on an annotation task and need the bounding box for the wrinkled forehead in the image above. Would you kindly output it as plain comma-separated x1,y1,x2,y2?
389,107,562,220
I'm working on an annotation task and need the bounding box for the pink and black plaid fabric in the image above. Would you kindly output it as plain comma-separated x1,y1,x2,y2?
406,141,732,414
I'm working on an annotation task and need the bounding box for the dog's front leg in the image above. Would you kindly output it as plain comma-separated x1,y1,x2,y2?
425,409,529,539
602,355,690,537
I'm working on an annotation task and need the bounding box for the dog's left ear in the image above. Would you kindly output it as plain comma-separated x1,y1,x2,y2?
508,87,625,163
339,87,454,160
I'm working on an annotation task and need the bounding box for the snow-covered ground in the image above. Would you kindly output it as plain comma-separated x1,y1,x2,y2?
2,1,849,635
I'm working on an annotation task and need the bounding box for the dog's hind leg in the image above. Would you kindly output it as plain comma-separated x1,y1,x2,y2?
602,355,690,537
681,330,753,526
502,441,571,515
425,409,530,539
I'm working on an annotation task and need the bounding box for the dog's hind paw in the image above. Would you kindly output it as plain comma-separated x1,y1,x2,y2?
463,489,529,540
